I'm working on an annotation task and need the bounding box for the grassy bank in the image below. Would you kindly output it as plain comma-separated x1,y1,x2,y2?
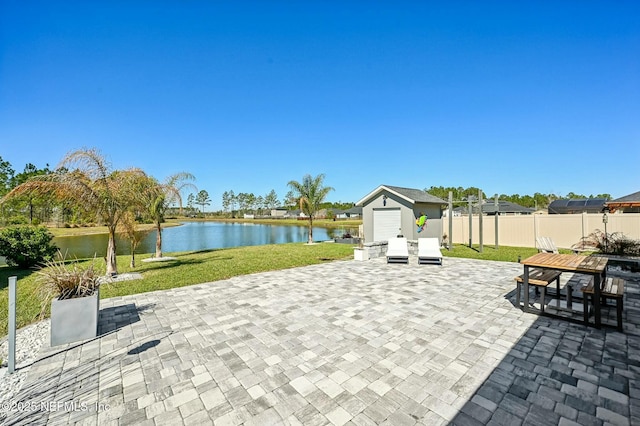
46,220,183,237
45,217,362,237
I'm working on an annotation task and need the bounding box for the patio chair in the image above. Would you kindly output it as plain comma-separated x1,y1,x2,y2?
386,237,409,263
536,236,559,254
418,238,443,265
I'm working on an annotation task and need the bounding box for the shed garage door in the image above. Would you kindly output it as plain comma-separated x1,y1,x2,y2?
373,208,401,242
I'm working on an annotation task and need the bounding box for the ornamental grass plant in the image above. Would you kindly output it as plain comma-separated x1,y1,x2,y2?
35,254,102,319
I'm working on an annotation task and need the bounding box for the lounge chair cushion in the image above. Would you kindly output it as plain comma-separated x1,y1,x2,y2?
386,237,409,263
418,238,443,265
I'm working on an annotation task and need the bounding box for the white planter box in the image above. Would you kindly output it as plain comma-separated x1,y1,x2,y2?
354,248,369,261
50,291,99,346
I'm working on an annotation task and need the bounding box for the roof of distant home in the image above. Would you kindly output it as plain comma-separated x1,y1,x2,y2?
327,206,362,215
344,206,362,215
454,200,535,215
356,184,447,206
606,190,640,212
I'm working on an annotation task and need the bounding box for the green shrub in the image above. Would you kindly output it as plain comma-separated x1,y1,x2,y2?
608,234,640,256
7,216,28,225
0,226,58,268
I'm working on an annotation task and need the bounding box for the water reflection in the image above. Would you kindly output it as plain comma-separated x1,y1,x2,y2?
52,222,352,259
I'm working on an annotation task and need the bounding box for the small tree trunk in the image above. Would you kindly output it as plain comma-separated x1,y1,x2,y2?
308,216,314,244
130,242,136,268
106,227,118,276
155,221,163,258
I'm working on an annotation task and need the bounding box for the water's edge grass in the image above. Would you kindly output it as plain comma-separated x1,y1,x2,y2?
47,217,363,237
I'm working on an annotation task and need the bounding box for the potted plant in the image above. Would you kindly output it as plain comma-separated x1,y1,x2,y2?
37,255,102,346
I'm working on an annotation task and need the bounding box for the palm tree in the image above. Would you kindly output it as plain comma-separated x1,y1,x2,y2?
287,173,334,244
1,148,147,276
146,172,196,258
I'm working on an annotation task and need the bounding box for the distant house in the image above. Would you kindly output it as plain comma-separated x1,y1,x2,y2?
548,198,607,214
330,206,363,219
605,191,640,213
453,200,535,216
270,208,288,217
327,208,346,219
344,206,362,219
442,208,462,217
285,209,307,218
483,201,535,215
356,184,446,243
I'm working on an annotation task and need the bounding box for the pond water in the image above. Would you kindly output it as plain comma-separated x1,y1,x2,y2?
51,221,351,259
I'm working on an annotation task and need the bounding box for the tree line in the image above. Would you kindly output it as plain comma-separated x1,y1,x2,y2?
218,189,353,216
424,186,612,209
220,189,284,215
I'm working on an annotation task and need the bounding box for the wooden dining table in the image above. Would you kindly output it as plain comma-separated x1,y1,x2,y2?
520,252,609,328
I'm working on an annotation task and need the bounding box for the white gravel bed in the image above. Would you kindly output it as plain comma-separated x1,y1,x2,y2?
0,320,50,408
0,272,142,413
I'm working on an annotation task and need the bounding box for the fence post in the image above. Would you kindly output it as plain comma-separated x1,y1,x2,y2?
494,194,499,249
8,276,16,374
448,191,453,251
468,197,473,248
478,189,483,253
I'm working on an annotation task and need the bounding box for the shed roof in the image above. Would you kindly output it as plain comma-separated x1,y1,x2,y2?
356,184,446,206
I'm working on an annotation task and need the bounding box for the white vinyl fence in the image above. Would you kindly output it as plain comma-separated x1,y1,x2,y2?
443,213,640,249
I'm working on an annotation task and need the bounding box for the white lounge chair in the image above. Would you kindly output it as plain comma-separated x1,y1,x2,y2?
386,237,409,263
536,237,559,254
418,238,443,265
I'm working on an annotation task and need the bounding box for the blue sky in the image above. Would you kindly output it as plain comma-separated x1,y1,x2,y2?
1,1,638,210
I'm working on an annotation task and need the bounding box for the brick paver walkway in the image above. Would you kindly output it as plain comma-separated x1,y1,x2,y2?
4,257,639,425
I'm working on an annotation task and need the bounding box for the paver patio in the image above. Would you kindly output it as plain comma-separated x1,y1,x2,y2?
3,256,639,425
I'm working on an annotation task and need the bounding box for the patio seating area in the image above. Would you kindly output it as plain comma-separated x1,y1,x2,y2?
3,257,639,425
516,252,629,332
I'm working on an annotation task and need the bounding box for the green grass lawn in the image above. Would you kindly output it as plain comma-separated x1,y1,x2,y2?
0,242,355,336
0,241,574,337
442,244,574,262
